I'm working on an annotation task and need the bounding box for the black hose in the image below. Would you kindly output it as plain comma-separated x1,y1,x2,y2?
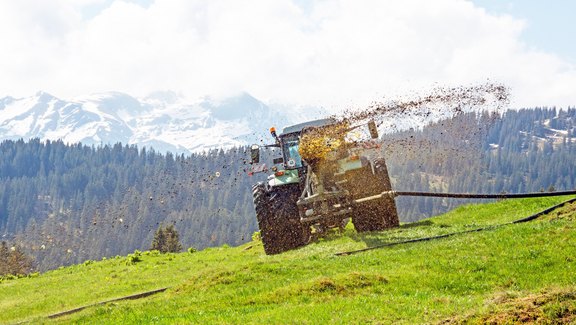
394,190,576,199
46,287,169,319
335,197,576,256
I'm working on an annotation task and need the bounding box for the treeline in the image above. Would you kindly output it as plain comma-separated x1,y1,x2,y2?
0,107,575,270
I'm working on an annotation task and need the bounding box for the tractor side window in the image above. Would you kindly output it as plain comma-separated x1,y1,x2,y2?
284,140,303,168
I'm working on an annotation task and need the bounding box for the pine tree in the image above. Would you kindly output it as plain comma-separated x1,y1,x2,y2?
7,245,33,275
0,241,9,275
164,224,183,253
150,226,167,252
0,242,34,276
150,224,182,253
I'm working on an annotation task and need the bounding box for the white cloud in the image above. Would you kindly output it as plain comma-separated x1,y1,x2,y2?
0,0,574,109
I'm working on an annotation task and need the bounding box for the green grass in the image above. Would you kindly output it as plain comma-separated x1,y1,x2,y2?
1,196,575,324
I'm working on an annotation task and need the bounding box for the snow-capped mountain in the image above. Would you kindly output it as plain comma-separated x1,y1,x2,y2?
0,91,307,154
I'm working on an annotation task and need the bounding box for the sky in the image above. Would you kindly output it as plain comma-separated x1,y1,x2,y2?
0,0,574,110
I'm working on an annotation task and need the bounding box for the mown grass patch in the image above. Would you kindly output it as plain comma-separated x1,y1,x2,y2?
445,287,576,324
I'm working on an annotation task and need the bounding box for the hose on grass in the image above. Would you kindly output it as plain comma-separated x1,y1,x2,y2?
335,196,576,256
45,287,169,320
392,190,576,199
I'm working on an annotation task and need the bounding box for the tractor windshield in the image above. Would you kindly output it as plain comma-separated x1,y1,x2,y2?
282,135,303,168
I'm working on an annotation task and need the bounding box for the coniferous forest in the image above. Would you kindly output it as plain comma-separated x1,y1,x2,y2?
0,107,575,271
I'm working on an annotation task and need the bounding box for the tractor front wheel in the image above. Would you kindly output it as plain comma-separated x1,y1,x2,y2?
252,183,310,255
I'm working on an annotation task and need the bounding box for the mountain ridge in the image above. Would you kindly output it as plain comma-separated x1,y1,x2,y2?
0,91,303,154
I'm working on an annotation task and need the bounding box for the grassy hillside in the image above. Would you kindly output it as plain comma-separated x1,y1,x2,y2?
1,196,575,324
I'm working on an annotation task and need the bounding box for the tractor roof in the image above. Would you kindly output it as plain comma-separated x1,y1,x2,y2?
281,118,337,136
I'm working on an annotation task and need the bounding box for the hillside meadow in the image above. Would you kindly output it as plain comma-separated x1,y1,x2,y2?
1,196,575,324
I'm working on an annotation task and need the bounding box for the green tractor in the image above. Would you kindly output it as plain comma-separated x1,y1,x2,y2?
250,118,399,255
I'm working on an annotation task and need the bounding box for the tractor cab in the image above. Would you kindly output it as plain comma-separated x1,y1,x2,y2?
278,118,338,169
249,118,337,173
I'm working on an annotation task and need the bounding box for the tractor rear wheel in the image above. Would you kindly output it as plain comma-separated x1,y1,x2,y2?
351,159,399,232
252,183,310,255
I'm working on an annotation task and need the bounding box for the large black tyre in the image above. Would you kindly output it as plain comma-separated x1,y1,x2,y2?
351,158,399,232
252,183,310,255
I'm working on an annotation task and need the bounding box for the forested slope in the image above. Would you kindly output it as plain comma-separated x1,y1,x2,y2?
0,107,575,270
0,142,261,270
386,108,576,220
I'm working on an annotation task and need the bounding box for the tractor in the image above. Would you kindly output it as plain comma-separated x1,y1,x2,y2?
250,118,399,255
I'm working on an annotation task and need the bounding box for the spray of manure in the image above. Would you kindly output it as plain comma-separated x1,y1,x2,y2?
299,82,510,163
